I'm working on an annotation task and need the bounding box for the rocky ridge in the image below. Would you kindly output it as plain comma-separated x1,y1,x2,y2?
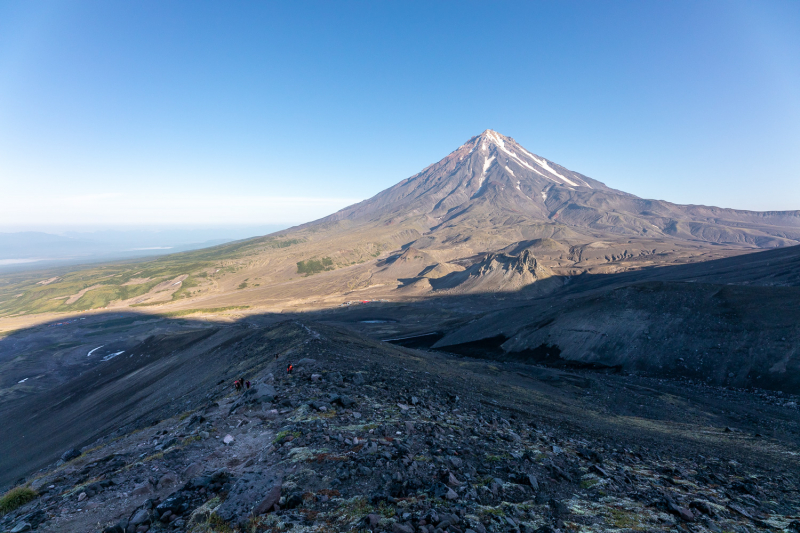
2,322,798,533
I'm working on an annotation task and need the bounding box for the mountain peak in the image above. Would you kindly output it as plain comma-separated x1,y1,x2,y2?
474,129,507,150
323,130,609,225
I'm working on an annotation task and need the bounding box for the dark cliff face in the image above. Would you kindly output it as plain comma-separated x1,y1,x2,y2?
433,245,800,393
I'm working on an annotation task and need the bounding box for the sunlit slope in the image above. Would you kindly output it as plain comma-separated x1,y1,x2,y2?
3,129,800,323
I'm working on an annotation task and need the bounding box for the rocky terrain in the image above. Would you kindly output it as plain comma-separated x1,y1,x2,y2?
1,321,799,533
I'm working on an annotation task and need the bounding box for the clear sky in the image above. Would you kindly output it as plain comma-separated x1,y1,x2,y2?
1,0,799,229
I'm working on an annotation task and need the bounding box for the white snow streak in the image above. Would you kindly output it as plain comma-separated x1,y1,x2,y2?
88,345,105,357
506,166,515,177
529,155,579,186
541,190,548,201
102,351,125,361
482,130,592,189
18,378,28,383
478,155,496,190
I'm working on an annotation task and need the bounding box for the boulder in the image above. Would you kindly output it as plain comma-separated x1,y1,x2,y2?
392,523,414,533
157,472,179,490
667,501,694,522
129,509,151,526
155,493,188,516
214,472,282,526
336,395,356,408
131,482,153,496
182,462,204,479
61,448,82,462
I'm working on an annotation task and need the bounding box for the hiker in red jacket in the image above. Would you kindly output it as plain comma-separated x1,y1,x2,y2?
287,363,293,374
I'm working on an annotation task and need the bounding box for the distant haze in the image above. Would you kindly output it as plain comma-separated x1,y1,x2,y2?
0,225,289,271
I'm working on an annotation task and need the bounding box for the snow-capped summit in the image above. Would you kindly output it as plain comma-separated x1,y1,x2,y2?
312,129,799,250
321,129,613,226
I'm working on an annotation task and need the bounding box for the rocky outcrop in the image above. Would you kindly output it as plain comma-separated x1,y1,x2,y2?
431,250,560,294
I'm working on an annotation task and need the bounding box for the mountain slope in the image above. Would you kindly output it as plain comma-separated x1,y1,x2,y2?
2,129,800,323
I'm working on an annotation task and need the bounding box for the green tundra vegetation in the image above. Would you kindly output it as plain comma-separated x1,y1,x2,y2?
296,257,334,276
0,233,318,318
0,486,37,515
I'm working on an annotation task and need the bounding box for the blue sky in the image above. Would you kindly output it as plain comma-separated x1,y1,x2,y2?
1,0,799,229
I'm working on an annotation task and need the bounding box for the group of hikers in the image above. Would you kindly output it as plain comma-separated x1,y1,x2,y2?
233,377,250,392
232,363,293,392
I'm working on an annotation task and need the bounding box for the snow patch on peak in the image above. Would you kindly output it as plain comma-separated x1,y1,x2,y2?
505,165,515,177
483,155,495,174
478,155,495,191
486,130,505,147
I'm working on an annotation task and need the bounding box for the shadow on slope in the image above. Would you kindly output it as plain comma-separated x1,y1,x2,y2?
0,245,799,488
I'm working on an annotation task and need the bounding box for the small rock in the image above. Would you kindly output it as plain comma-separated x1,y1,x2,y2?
667,501,694,522
311,374,322,382
223,434,235,445
77,491,87,501
689,500,713,516
10,522,32,533
392,523,414,533
132,482,153,496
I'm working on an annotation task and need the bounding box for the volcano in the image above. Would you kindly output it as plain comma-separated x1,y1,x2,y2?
320,129,800,252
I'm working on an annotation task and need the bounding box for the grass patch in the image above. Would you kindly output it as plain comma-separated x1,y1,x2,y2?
208,513,234,532
181,435,203,446
0,486,37,515
606,508,643,529
273,430,301,444
580,478,599,489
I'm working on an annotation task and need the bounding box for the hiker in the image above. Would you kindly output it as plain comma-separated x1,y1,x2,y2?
287,363,293,374
234,379,241,392
245,380,250,389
